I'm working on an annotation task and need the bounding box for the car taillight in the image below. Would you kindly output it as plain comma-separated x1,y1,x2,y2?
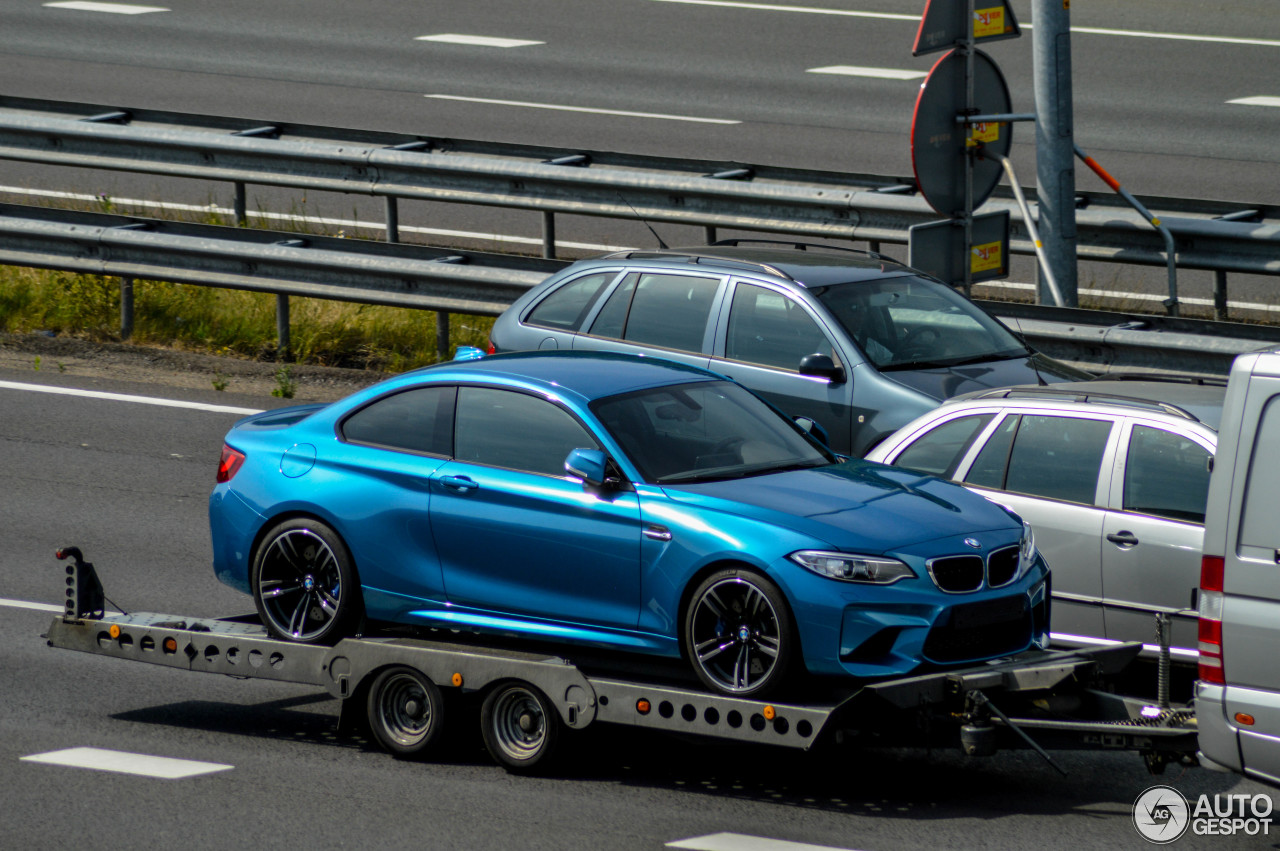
486,338,497,355
1198,554,1225,685
217,444,246,483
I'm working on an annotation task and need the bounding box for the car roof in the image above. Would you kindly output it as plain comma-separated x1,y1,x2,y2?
956,375,1227,430
601,242,916,288
404,350,722,402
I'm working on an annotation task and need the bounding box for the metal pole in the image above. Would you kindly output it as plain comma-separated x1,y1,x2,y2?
276,294,290,359
385,197,399,243
1215,270,1229,322
233,181,247,227
542,211,556,259
436,311,450,361
996,155,1065,306
119,277,134,340
1032,0,1078,306
704,226,717,244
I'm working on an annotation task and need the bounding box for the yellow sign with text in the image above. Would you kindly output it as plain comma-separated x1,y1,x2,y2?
971,241,1003,274
974,8,1006,38
969,122,1001,144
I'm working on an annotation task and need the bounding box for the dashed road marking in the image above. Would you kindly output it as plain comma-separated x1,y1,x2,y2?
44,1,168,13
1228,96,1280,108
807,66,925,80
0,598,64,613
668,834,862,851
22,747,233,779
425,95,741,124
415,34,545,48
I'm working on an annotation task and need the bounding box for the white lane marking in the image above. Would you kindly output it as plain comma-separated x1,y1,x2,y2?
668,834,861,851
44,1,168,13
1229,96,1280,107
0,185,633,254
0,381,264,415
807,66,925,80
22,747,233,779
416,34,545,48
650,0,1280,47
425,95,741,125
650,0,915,21
0,598,64,613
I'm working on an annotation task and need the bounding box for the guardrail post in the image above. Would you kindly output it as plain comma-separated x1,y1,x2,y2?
542,212,556,259
385,197,399,243
120,277,134,340
276,294,290,359
1215,270,1229,322
436,312,450,361
234,181,247,227
705,226,717,244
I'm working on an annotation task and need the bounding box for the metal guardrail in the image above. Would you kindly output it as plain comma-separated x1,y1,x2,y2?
2,204,1275,376
0,97,1277,321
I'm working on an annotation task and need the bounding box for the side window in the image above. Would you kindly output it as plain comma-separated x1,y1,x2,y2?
893,414,995,478
1239,395,1280,550
588,273,637,340
525,272,615,332
1123,425,1211,523
454,387,599,477
965,414,1019,489
973,415,1113,504
725,283,834,371
341,386,454,455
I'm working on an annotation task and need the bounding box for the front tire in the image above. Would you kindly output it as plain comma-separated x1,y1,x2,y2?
367,666,447,759
683,568,794,697
252,517,359,644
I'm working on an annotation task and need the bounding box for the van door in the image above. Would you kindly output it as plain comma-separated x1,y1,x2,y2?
1222,375,1280,783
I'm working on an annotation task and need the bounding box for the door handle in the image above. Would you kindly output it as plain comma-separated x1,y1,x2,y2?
1106,531,1139,547
439,475,478,492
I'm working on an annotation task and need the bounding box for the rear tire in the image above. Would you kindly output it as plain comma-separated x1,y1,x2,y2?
252,517,360,644
480,682,562,774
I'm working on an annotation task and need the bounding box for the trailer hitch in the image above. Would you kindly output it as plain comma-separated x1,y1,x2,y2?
966,689,1067,777
54,546,105,623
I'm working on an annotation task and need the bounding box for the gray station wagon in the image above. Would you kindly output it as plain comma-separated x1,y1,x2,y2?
489,241,1089,456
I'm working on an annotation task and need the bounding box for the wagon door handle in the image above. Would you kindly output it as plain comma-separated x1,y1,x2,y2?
439,475,478,492
1106,531,1139,547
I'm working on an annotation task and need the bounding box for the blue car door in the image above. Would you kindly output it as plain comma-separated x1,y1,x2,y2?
429,386,643,629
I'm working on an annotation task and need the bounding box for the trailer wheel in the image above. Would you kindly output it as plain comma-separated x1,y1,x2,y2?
252,518,359,644
683,568,793,697
367,666,446,759
480,682,561,774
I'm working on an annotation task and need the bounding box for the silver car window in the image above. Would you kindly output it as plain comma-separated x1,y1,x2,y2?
1123,425,1211,524
525,272,615,331
966,414,1113,505
893,413,995,477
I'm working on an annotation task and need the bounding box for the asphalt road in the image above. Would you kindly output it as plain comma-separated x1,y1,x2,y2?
1,365,1275,849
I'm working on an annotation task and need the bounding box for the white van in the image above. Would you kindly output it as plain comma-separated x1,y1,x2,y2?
1197,347,1280,787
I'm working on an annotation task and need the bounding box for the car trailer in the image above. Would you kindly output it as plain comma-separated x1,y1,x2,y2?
45,548,1199,774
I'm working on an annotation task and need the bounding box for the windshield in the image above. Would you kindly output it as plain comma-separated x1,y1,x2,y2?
591,381,834,484
814,275,1029,370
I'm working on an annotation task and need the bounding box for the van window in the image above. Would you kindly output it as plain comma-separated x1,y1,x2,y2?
1239,396,1280,550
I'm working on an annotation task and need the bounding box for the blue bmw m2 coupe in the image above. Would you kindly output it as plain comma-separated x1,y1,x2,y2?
210,351,1049,696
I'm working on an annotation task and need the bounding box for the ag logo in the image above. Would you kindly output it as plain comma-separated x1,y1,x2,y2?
1133,785,1190,844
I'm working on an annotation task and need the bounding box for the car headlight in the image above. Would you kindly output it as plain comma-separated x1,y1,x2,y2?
789,550,916,584
1018,519,1037,578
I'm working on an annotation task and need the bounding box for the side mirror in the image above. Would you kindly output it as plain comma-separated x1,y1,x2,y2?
565,448,608,488
793,416,832,448
799,353,845,384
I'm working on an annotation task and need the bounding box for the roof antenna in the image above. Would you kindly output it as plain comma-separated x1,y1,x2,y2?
617,193,668,249
1008,316,1048,385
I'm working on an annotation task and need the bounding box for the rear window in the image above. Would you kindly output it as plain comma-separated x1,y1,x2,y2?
342,386,455,455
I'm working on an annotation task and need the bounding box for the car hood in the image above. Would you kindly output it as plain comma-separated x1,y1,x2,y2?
660,460,1020,553
883,353,1085,401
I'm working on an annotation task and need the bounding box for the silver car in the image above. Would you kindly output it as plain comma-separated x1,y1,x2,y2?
865,376,1224,662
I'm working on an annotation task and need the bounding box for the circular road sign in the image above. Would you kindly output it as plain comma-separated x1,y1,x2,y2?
910,48,1013,217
